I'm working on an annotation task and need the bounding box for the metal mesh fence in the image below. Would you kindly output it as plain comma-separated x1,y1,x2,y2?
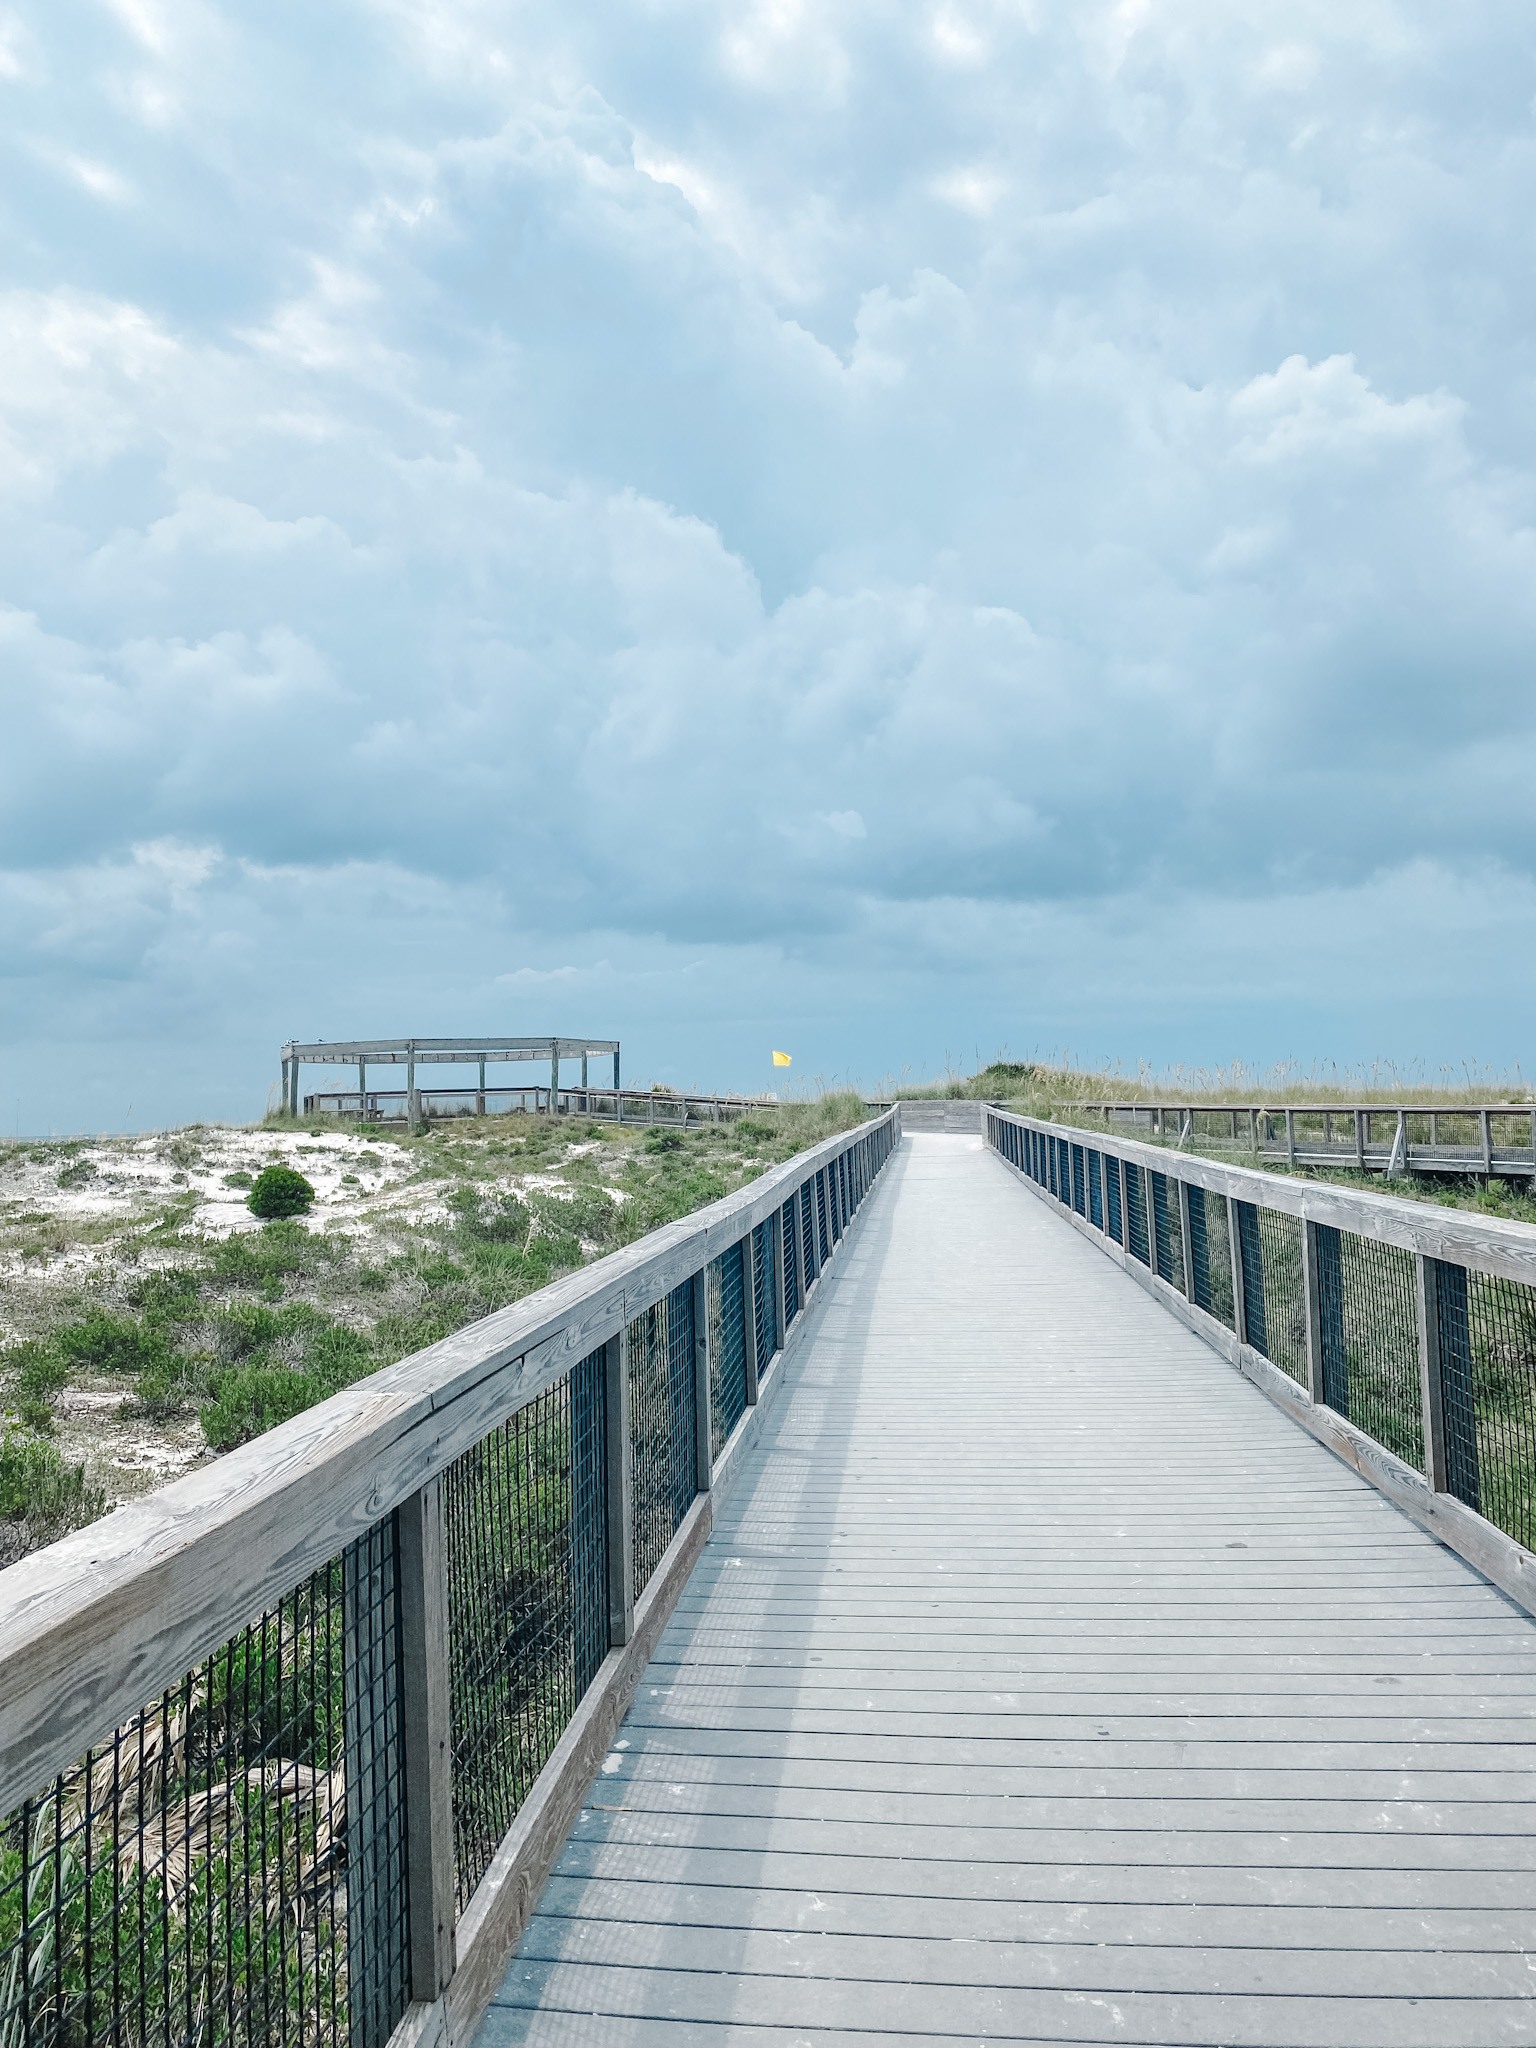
1124,1165,1149,1265
781,1199,800,1324
0,1529,410,2048
1070,1144,1086,1217
1150,1173,1184,1295
445,1350,607,1909
1253,1208,1308,1386
629,1282,697,1600
828,1164,842,1245
1188,1188,1235,1330
1087,1150,1103,1230
709,1243,749,1461
1316,1230,1422,1468
816,1174,829,1264
752,1220,775,1377
801,1182,816,1290
1104,1153,1122,1243
1443,1268,1536,1545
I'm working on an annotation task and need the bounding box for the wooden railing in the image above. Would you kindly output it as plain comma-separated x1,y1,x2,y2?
1060,1100,1536,1178
302,1084,772,1125
990,1109,1536,1619
0,1109,900,2048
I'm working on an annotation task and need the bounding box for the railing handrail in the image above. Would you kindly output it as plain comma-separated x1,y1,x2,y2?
0,1106,899,1818
1003,1109,1536,1289
1058,1099,1536,1114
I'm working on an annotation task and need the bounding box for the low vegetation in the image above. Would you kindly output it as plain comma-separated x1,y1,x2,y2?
0,1093,870,1565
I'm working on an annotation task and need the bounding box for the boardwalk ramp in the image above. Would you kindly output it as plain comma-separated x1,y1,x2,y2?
481,1134,1535,2047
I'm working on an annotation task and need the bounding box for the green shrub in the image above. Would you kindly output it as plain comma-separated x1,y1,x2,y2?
56,1157,97,1188
4,1340,69,1432
247,1166,315,1219
56,1312,167,1376
211,1218,311,1286
0,1430,107,1554
201,1367,327,1451
127,1268,204,1320
222,1170,253,1188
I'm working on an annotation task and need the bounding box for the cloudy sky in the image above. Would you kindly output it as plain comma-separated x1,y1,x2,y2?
3,0,1535,1127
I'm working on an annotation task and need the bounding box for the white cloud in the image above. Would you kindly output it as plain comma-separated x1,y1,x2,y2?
3,0,1536,1123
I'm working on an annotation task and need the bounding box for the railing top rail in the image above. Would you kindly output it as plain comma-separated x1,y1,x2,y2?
994,1107,1536,1289
1056,1099,1536,1114
284,1035,619,1063
0,1106,898,1817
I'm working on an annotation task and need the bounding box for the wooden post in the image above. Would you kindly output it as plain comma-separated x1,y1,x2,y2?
1481,1108,1493,1177
742,1231,760,1405
1227,1194,1247,1343
1249,1106,1258,1151
692,1267,712,1491
1285,1108,1295,1167
397,1481,456,1997
358,1060,367,1120
1301,1219,1324,1404
406,1043,418,1127
1177,1179,1195,1300
550,1046,560,1115
1355,1109,1365,1171
604,1331,634,1645
476,1058,485,1118
614,1048,621,1094
581,1052,588,1108
289,1057,301,1117
772,1200,789,1345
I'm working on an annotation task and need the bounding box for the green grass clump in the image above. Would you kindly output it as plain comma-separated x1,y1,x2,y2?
0,1430,107,1563
248,1166,315,1219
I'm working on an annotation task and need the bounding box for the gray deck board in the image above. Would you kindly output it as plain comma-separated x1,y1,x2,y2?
475,1133,1536,2045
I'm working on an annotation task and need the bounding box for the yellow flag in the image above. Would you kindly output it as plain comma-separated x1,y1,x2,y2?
771,1050,792,1067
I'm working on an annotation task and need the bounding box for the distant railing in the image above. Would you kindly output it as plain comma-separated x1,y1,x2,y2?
1061,1101,1536,1179
989,1110,1536,1615
301,1085,769,1126
0,1110,900,2048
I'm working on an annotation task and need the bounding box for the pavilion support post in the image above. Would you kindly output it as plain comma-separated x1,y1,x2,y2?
406,1045,419,1128
289,1058,300,1118
476,1058,485,1118
551,1047,560,1115
280,1060,290,1118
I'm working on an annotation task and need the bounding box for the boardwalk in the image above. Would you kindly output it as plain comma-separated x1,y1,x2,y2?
477,1133,1536,2046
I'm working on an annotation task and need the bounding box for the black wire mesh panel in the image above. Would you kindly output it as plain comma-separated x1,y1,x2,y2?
1049,1138,1062,1201
828,1163,842,1244
1318,1229,1422,1466
1433,1262,1481,1512
752,1219,775,1377
1104,1153,1122,1243
800,1181,816,1288
1254,1208,1308,1385
0,1526,410,2048
444,1351,607,1908
781,1199,800,1323
709,1243,749,1462
628,1282,697,1601
1446,1266,1536,1542
816,1173,829,1263
1235,1201,1266,1355
1070,1144,1086,1217
1150,1173,1184,1294
1188,1188,1235,1329
1124,1165,1150,1265
1087,1150,1103,1230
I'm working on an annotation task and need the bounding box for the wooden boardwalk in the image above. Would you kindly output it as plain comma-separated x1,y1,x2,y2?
476,1133,1536,2046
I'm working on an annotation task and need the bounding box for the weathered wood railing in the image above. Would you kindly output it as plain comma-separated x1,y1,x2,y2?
0,1108,900,2048
990,1109,1536,1617
1062,1100,1536,1179
303,1084,770,1126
